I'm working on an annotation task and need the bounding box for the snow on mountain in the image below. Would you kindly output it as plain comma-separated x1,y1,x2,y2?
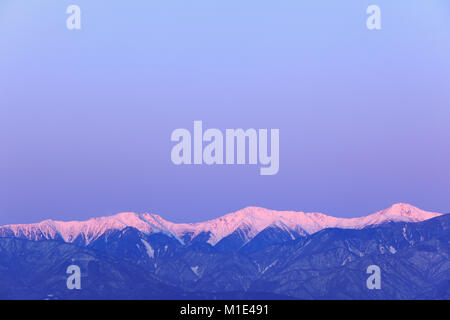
0,212,175,245
0,203,441,246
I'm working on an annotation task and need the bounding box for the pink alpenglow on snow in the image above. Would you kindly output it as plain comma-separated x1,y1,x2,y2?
0,203,441,246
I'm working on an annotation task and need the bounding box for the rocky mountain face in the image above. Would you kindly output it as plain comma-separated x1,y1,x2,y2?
0,204,448,299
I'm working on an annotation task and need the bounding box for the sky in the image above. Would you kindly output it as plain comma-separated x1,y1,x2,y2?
1,0,450,225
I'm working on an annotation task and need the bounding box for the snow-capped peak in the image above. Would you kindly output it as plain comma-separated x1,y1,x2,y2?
379,203,438,220
0,203,441,246
356,203,441,227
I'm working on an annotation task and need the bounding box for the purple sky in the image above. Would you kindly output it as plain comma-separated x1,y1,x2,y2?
1,0,450,225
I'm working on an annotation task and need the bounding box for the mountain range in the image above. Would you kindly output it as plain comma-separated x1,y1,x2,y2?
0,203,448,300
0,203,440,246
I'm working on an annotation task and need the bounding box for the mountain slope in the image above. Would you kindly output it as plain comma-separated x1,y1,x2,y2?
0,237,183,299
249,214,450,299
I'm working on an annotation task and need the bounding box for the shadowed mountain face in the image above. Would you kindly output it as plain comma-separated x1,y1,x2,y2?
0,207,448,300
249,215,450,299
0,238,183,300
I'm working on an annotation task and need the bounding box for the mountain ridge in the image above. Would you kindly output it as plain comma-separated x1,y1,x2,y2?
0,203,441,246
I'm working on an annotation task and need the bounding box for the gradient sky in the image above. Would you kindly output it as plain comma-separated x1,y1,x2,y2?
1,0,450,225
